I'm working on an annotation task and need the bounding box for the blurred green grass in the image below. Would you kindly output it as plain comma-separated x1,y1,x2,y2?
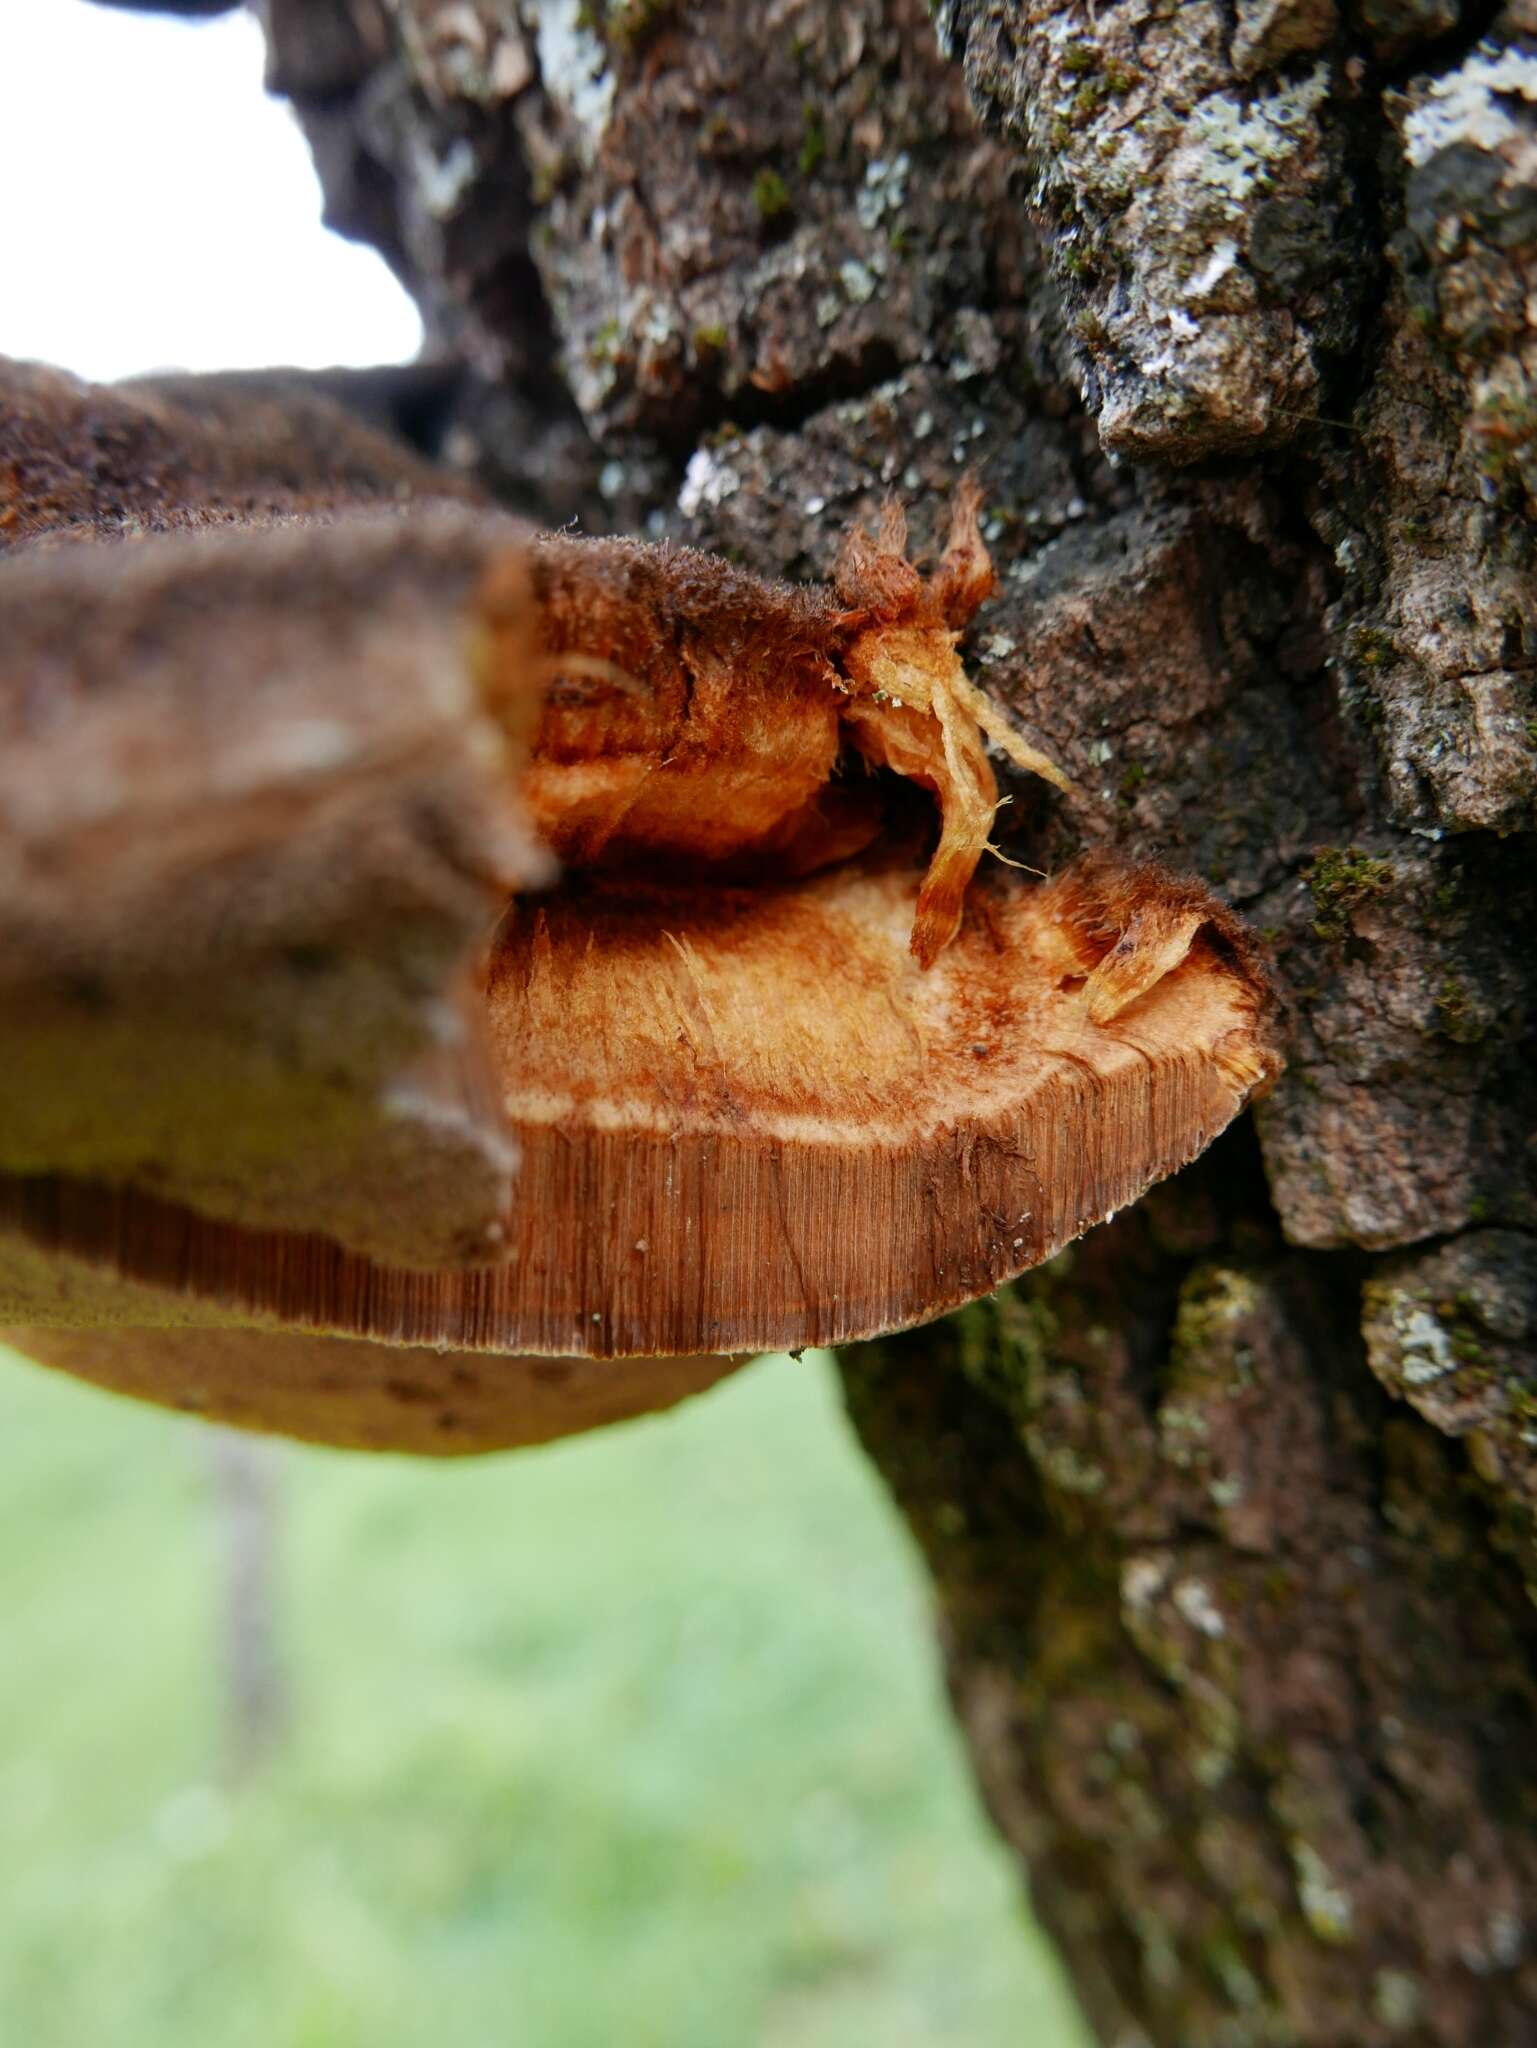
0,1345,1086,2048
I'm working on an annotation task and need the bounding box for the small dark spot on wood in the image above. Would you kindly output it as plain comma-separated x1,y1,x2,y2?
383,1376,436,1405
58,971,113,1014
283,943,337,976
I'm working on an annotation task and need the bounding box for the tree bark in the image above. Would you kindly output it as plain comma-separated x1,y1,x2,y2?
189,0,1537,2037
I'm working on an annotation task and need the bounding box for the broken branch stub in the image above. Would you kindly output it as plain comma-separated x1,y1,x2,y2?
0,379,1280,1447
1,843,1276,1357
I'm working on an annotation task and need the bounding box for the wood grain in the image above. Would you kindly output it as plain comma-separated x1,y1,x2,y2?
1,851,1279,1359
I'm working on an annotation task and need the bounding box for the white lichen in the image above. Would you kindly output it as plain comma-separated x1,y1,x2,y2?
1121,1553,1171,1616
1184,66,1331,213
1372,1968,1424,2030
677,447,741,517
417,138,478,219
1172,1577,1227,1640
532,0,615,160
1292,1841,1355,1943
856,151,911,231
1184,239,1240,303
1392,1301,1458,1385
1402,46,1537,170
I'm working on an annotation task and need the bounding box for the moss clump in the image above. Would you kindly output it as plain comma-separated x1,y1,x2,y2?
1472,385,1537,492
1434,974,1485,1044
701,110,733,154
1349,624,1395,669
1304,845,1396,940
798,103,826,177
751,167,792,224
585,0,671,53
531,159,563,206
587,317,624,372
950,1288,1059,1419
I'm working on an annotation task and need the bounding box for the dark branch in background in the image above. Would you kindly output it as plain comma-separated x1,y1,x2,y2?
205,1430,290,1783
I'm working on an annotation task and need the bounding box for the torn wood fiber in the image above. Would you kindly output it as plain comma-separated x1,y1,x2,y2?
500,484,1076,967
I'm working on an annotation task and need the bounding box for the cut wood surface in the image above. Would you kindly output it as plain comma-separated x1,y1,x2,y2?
1,851,1278,1358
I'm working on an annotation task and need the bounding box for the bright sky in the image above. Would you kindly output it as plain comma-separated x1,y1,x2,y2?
0,4,423,380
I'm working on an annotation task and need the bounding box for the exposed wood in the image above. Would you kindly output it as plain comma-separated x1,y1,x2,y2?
0,850,1278,1358
515,489,1073,967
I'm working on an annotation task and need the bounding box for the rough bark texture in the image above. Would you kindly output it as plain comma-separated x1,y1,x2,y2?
113,0,1537,2040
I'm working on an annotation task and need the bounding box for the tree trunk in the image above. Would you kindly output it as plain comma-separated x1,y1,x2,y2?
246,0,1537,2037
